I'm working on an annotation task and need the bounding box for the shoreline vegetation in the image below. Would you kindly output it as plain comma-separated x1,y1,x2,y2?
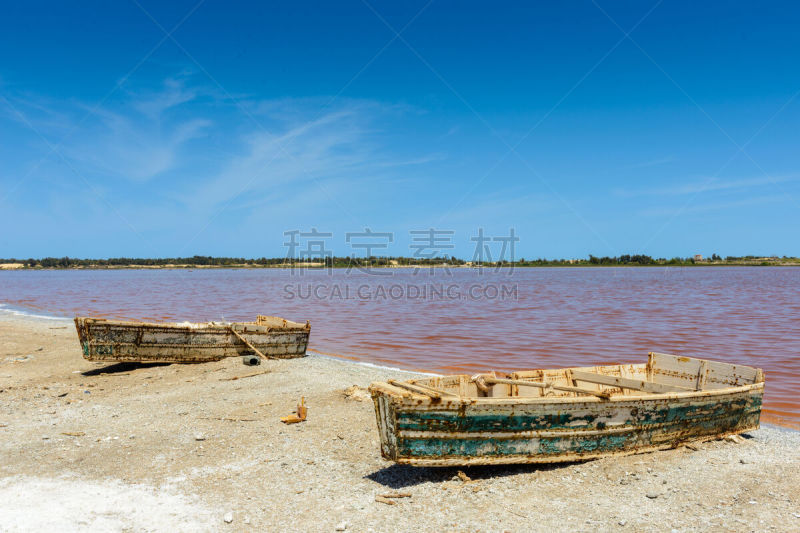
2,254,800,270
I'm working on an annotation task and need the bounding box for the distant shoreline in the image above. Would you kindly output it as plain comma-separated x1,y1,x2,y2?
3,254,800,270
3,261,800,271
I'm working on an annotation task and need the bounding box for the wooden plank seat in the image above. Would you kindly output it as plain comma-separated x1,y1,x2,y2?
387,379,458,400
481,376,612,399
571,370,694,394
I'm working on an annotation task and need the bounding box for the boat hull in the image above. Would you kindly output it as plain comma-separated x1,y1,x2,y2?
371,383,763,466
75,317,310,363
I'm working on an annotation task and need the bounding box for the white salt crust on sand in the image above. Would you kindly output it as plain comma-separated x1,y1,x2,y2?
0,476,217,532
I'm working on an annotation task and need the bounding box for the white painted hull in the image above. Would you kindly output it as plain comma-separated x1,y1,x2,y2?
75,316,310,363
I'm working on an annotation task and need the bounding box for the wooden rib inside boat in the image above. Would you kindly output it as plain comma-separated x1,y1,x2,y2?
74,315,310,363
369,352,764,466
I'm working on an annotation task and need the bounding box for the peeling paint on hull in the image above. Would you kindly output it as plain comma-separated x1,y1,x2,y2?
369,355,764,466
376,390,762,466
74,317,310,363
395,396,760,433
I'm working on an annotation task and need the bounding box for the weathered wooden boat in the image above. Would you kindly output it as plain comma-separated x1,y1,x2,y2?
74,315,310,363
369,352,764,466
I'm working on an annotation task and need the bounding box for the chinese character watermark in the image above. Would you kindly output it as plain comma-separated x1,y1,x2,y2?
409,228,455,275
470,227,518,273
283,228,333,274
345,228,394,275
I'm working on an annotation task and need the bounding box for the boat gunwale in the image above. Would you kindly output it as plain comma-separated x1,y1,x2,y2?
75,316,310,331
368,380,764,406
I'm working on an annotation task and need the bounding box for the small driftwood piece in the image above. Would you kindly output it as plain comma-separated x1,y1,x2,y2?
281,397,308,424
219,370,271,381
482,377,611,400
375,495,397,505
379,492,412,499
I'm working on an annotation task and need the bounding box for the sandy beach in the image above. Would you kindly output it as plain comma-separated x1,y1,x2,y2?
1,313,798,532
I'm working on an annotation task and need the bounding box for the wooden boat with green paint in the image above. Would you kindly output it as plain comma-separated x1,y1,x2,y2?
369,352,764,466
74,315,310,363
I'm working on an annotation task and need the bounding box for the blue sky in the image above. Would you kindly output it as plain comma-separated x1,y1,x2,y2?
1,1,798,260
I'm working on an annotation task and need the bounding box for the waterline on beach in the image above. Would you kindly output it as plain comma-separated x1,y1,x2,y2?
0,303,68,321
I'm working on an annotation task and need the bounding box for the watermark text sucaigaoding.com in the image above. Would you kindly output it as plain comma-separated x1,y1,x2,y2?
282,226,519,275
282,283,518,301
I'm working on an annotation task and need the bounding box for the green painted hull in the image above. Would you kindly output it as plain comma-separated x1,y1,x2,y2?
372,388,763,466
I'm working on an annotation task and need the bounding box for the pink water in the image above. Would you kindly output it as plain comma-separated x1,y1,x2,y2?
1,267,798,428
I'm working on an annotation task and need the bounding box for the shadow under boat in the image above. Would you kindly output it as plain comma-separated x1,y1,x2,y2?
365,461,577,489
81,362,172,376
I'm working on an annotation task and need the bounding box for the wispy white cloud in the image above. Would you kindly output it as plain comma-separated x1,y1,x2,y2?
2,76,211,183
1,74,447,254
182,98,435,214
3,76,440,195
617,174,797,197
131,76,199,119
639,194,789,217
617,156,674,171
67,78,210,182
70,113,210,182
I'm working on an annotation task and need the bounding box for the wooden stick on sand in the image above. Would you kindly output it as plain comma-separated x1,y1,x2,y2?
229,327,269,359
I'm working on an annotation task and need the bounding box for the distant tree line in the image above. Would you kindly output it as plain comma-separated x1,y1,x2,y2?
0,255,468,268
515,254,795,266
0,254,796,269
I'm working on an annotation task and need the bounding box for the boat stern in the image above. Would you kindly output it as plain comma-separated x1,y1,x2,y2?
368,383,403,462
73,317,91,359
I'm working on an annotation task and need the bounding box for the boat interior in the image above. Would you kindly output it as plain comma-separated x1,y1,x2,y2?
386,352,764,400
78,315,309,331
255,315,310,330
